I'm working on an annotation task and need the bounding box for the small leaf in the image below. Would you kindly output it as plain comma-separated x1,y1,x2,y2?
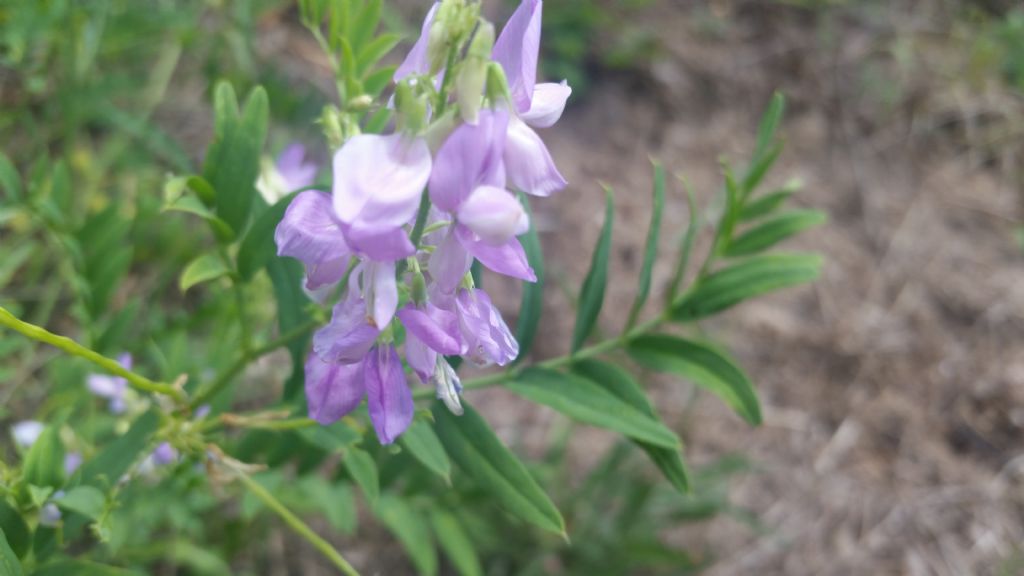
514,194,544,363
740,143,781,199
432,402,565,536
55,486,105,520
357,33,399,74
344,446,379,506
351,0,382,50
509,368,680,449
430,510,482,576
739,184,796,221
667,178,699,301
0,500,30,559
672,253,821,321
399,419,451,482
267,258,311,401
28,559,144,576
236,193,297,281
724,210,826,257
162,194,235,242
375,496,437,576
628,335,761,425
572,186,613,352
76,410,159,489
0,527,23,576
627,161,665,328
573,360,690,493
362,66,397,99
179,253,230,293
22,426,64,490
0,152,21,201
297,421,361,453
752,92,784,166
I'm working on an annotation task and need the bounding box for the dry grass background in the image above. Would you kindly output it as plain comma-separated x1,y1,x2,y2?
168,0,1024,573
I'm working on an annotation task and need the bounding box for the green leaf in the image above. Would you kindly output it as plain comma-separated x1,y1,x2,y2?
724,210,826,257
509,368,680,449
22,426,64,490
672,253,822,320
357,34,400,74
162,194,234,242
266,258,311,401
429,510,482,576
572,186,613,352
179,253,230,292
166,541,232,576
297,421,361,453
344,446,379,505
628,335,761,425
432,402,565,536
203,83,270,233
514,194,544,363
55,486,105,520
0,153,21,201
573,360,690,493
0,527,23,576
28,560,144,576
76,410,159,488
739,183,796,221
667,178,699,300
751,92,784,166
627,161,665,327
375,496,437,576
236,193,296,281
362,66,397,99
0,500,29,559
399,419,451,482
351,0,382,50
26,486,52,510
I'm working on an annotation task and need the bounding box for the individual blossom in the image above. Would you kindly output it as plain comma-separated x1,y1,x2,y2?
138,442,178,476
492,0,570,196
428,110,535,293
40,494,63,527
455,288,518,366
276,189,352,290
64,452,83,476
396,300,466,414
86,353,132,414
257,142,319,204
11,420,43,448
305,344,414,445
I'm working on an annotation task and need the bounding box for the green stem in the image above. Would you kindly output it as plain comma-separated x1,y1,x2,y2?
0,305,185,402
230,464,361,576
190,319,319,409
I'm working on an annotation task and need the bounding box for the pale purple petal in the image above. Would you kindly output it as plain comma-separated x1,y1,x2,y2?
312,295,380,363
63,452,83,476
344,225,415,262
305,354,365,425
394,3,440,81
397,303,463,355
117,353,133,372
404,334,436,383
11,420,43,448
456,289,519,366
369,261,399,329
456,225,536,282
277,143,318,191
40,503,61,527
152,442,178,466
429,227,473,294
429,110,509,212
432,359,464,415
275,191,351,288
87,374,121,398
332,134,432,231
520,81,571,128
504,117,567,197
364,345,414,445
456,185,529,245
493,0,542,114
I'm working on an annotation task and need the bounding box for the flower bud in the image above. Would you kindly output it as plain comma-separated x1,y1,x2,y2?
394,80,428,134
428,0,480,74
456,21,494,124
485,62,512,107
410,267,427,305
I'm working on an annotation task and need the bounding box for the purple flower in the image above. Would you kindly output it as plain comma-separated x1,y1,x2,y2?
304,344,414,445
332,133,431,262
312,288,380,363
397,302,463,382
86,353,132,414
394,3,440,81
259,143,319,204
276,190,352,290
40,501,62,527
455,288,518,366
428,110,535,290
64,452,83,476
151,442,178,466
493,0,570,197
11,420,43,448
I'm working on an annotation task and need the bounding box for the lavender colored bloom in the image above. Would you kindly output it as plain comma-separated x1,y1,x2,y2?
455,288,519,366
312,290,380,363
492,0,570,197
152,442,178,466
40,501,62,527
397,302,463,381
86,353,132,414
259,143,319,204
394,3,440,81
275,190,352,290
64,452,83,475
11,420,43,448
332,133,431,262
304,344,413,445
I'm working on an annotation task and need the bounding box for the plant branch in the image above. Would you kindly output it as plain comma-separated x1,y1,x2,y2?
190,319,319,408
0,305,186,402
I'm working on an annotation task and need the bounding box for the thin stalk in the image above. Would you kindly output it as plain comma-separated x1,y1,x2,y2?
0,305,185,402
230,464,361,576
190,319,319,409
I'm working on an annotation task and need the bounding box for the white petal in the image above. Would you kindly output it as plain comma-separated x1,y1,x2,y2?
521,81,571,128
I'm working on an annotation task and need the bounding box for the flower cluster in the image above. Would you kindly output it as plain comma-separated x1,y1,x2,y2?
275,0,569,444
